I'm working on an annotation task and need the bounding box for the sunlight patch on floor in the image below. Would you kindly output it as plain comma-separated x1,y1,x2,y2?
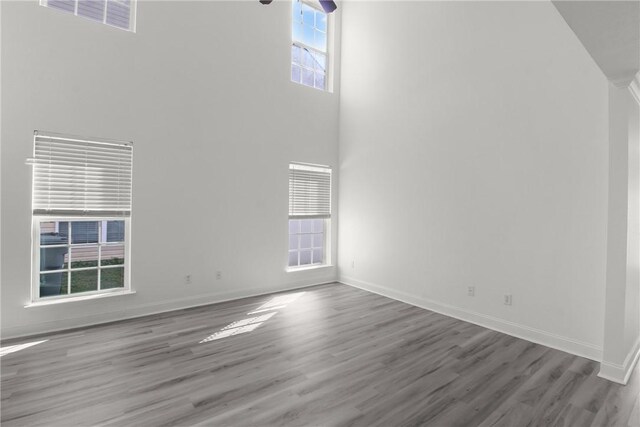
0,340,48,357
199,292,306,343
247,292,305,315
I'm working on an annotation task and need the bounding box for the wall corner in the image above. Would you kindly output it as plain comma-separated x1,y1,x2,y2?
630,72,640,105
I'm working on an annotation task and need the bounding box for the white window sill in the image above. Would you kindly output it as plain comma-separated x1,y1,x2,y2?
25,290,136,308
286,264,333,273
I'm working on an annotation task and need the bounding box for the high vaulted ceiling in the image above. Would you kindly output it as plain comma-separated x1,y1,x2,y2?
552,0,640,87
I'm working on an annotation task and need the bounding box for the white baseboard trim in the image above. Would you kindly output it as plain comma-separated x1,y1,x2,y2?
598,337,640,385
1,279,337,341
339,275,603,362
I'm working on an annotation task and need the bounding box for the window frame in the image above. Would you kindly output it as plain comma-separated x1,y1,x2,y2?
291,0,330,91
31,216,132,303
39,0,137,33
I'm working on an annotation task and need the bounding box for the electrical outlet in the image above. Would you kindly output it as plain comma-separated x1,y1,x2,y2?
504,294,512,305
185,274,192,285
216,271,222,280
468,286,475,296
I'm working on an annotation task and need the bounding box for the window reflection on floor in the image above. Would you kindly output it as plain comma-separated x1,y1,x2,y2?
199,292,306,344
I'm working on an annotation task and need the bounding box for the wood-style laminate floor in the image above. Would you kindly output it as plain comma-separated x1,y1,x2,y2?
1,282,639,426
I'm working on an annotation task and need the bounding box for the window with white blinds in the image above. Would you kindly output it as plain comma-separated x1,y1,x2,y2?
288,163,331,269
289,163,331,218
41,0,136,32
30,131,133,217
29,132,133,302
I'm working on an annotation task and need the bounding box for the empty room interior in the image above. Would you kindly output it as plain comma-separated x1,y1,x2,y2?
1,0,640,425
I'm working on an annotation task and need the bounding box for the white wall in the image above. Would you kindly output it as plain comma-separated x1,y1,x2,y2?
338,1,609,360
1,0,341,338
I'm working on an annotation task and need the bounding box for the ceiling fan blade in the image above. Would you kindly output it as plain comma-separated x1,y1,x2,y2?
319,0,337,13
258,0,336,13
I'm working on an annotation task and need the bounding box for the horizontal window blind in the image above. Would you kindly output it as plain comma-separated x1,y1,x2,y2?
30,131,133,217
43,0,134,31
289,163,331,218
105,0,132,30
